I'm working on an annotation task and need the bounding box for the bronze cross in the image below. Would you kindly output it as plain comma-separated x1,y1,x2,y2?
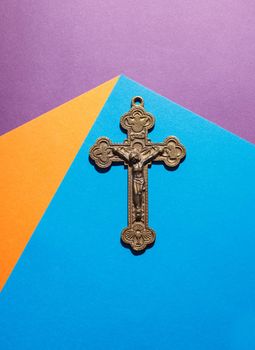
90,96,186,252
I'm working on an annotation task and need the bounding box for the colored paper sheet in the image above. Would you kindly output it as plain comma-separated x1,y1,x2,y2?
1,2,255,144
0,76,119,291
0,76,255,349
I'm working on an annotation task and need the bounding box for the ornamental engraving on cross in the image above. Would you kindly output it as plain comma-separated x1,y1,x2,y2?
90,96,186,252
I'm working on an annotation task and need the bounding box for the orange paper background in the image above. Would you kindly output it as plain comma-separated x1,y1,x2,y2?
0,76,118,291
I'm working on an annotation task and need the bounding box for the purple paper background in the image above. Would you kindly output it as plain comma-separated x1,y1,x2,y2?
1,0,255,143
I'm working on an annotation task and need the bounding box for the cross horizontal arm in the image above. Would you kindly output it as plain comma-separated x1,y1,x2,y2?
145,136,186,168
90,137,132,168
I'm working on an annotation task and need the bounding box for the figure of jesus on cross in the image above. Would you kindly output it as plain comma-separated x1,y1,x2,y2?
90,96,185,252
113,145,164,221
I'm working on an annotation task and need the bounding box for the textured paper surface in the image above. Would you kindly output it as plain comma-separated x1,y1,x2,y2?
1,76,254,349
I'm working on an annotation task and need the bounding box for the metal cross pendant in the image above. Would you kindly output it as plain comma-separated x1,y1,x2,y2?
90,96,186,252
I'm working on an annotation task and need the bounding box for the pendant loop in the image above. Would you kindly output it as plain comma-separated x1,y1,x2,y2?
131,96,144,107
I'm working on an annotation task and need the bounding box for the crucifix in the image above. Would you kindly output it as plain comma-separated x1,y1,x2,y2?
90,96,186,252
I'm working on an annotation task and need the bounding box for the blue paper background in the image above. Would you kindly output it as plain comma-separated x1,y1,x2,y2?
1,76,255,349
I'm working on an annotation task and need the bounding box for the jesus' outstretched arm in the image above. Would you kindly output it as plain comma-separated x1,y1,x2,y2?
142,146,164,165
112,147,130,163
